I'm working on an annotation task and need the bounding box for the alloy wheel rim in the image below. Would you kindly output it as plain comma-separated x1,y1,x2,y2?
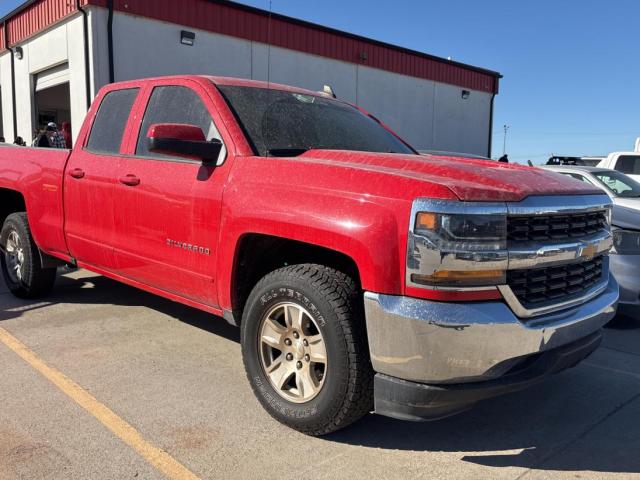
258,302,328,403
5,230,25,284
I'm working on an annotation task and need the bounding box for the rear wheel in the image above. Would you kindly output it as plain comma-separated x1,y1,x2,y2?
1,213,56,299
241,264,373,436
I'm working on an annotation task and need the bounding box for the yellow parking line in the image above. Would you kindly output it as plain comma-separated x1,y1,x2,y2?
0,327,201,480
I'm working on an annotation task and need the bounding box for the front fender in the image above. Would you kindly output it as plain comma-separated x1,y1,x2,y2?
216,184,409,312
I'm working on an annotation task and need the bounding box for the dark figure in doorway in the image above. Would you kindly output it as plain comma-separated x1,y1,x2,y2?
0,137,5,143
13,137,26,146
34,126,55,148
47,122,67,149
498,154,509,163
61,122,72,149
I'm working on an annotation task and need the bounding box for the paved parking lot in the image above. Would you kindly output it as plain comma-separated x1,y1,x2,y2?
1,269,639,480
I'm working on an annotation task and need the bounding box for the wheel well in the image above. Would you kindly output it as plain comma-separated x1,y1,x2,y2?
0,189,26,226
231,234,361,323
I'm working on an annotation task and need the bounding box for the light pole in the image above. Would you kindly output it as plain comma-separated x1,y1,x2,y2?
502,124,510,156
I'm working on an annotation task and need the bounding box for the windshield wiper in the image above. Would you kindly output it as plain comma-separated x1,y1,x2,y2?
267,148,309,157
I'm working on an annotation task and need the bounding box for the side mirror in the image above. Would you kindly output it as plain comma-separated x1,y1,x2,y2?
147,123,222,164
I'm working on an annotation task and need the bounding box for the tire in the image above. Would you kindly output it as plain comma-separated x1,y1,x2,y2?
241,264,373,436
0,212,56,299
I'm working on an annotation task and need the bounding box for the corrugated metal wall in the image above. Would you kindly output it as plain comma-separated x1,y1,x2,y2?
104,0,499,93
0,0,499,93
2,0,82,47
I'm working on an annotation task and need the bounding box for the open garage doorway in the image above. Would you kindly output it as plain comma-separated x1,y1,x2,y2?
33,64,71,146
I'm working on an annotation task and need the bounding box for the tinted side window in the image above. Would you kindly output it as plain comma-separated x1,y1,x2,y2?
617,156,640,175
86,88,139,154
136,86,221,159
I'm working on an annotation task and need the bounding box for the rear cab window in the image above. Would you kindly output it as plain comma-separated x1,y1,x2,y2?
86,88,139,154
616,155,640,175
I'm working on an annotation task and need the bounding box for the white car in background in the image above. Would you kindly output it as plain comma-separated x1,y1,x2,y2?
597,153,640,183
542,165,640,316
542,166,640,211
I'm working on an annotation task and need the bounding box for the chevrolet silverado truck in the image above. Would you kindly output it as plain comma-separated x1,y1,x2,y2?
0,76,619,435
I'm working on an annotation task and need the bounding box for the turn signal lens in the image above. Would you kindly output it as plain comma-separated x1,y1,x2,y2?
416,212,437,231
411,269,506,287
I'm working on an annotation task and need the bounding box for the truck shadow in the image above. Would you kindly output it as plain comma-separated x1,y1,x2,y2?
0,270,240,343
1,270,639,475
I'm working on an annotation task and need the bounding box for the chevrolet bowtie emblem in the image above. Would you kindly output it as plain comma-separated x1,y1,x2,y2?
579,244,597,261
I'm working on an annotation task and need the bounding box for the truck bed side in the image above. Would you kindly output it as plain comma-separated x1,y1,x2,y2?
0,145,72,259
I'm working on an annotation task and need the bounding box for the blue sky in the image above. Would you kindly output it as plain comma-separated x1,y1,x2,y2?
2,0,638,163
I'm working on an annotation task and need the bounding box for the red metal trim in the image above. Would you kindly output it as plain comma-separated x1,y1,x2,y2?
0,0,500,94
0,0,89,51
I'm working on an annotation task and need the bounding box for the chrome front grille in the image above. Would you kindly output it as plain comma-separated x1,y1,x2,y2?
507,211,608,243
506,255,604,308
407,194,613,318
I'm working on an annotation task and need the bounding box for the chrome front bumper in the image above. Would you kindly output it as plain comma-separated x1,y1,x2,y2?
363,274,619,384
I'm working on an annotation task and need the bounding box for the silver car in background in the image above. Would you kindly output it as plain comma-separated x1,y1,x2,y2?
542,166,640,316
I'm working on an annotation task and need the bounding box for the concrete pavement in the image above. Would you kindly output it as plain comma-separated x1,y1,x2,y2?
1,269,639,480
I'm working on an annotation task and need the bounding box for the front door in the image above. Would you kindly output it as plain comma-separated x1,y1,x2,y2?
64,87,140,269
112,82,229,307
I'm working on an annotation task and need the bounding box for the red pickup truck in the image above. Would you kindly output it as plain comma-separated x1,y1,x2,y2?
0,75,618,435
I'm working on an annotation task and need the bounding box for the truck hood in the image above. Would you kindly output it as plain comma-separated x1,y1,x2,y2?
298,150,602,202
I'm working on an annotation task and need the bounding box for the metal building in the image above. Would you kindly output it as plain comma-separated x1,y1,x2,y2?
0,0,501,155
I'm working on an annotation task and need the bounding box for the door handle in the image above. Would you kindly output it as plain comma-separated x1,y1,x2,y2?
68,168,85,179
119,174,140,187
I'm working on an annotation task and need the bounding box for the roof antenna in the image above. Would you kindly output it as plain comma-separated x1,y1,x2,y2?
322,85,337,98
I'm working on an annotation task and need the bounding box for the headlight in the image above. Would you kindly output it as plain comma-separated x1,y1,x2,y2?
408,202,509,289
415,212,506,251
612,229,640,255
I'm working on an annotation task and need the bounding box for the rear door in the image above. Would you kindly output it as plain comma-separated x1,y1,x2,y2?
64,87,140,269
112,80,230,306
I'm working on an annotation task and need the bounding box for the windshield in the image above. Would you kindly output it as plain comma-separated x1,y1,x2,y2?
217,85,415,157
593,170,640,198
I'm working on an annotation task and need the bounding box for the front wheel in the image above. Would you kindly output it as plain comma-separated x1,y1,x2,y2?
241,264,373,435
1,213,57,299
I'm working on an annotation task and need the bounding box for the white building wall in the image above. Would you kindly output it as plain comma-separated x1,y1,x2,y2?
355,66,435,150
249,43,359,103
0,8,493,155
88,7,111,98
0,58,3,138
0,14,88,143
432,82,492,155
0,53,12,140
107,12,491,156
66,14,90,136
110,11,253,81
